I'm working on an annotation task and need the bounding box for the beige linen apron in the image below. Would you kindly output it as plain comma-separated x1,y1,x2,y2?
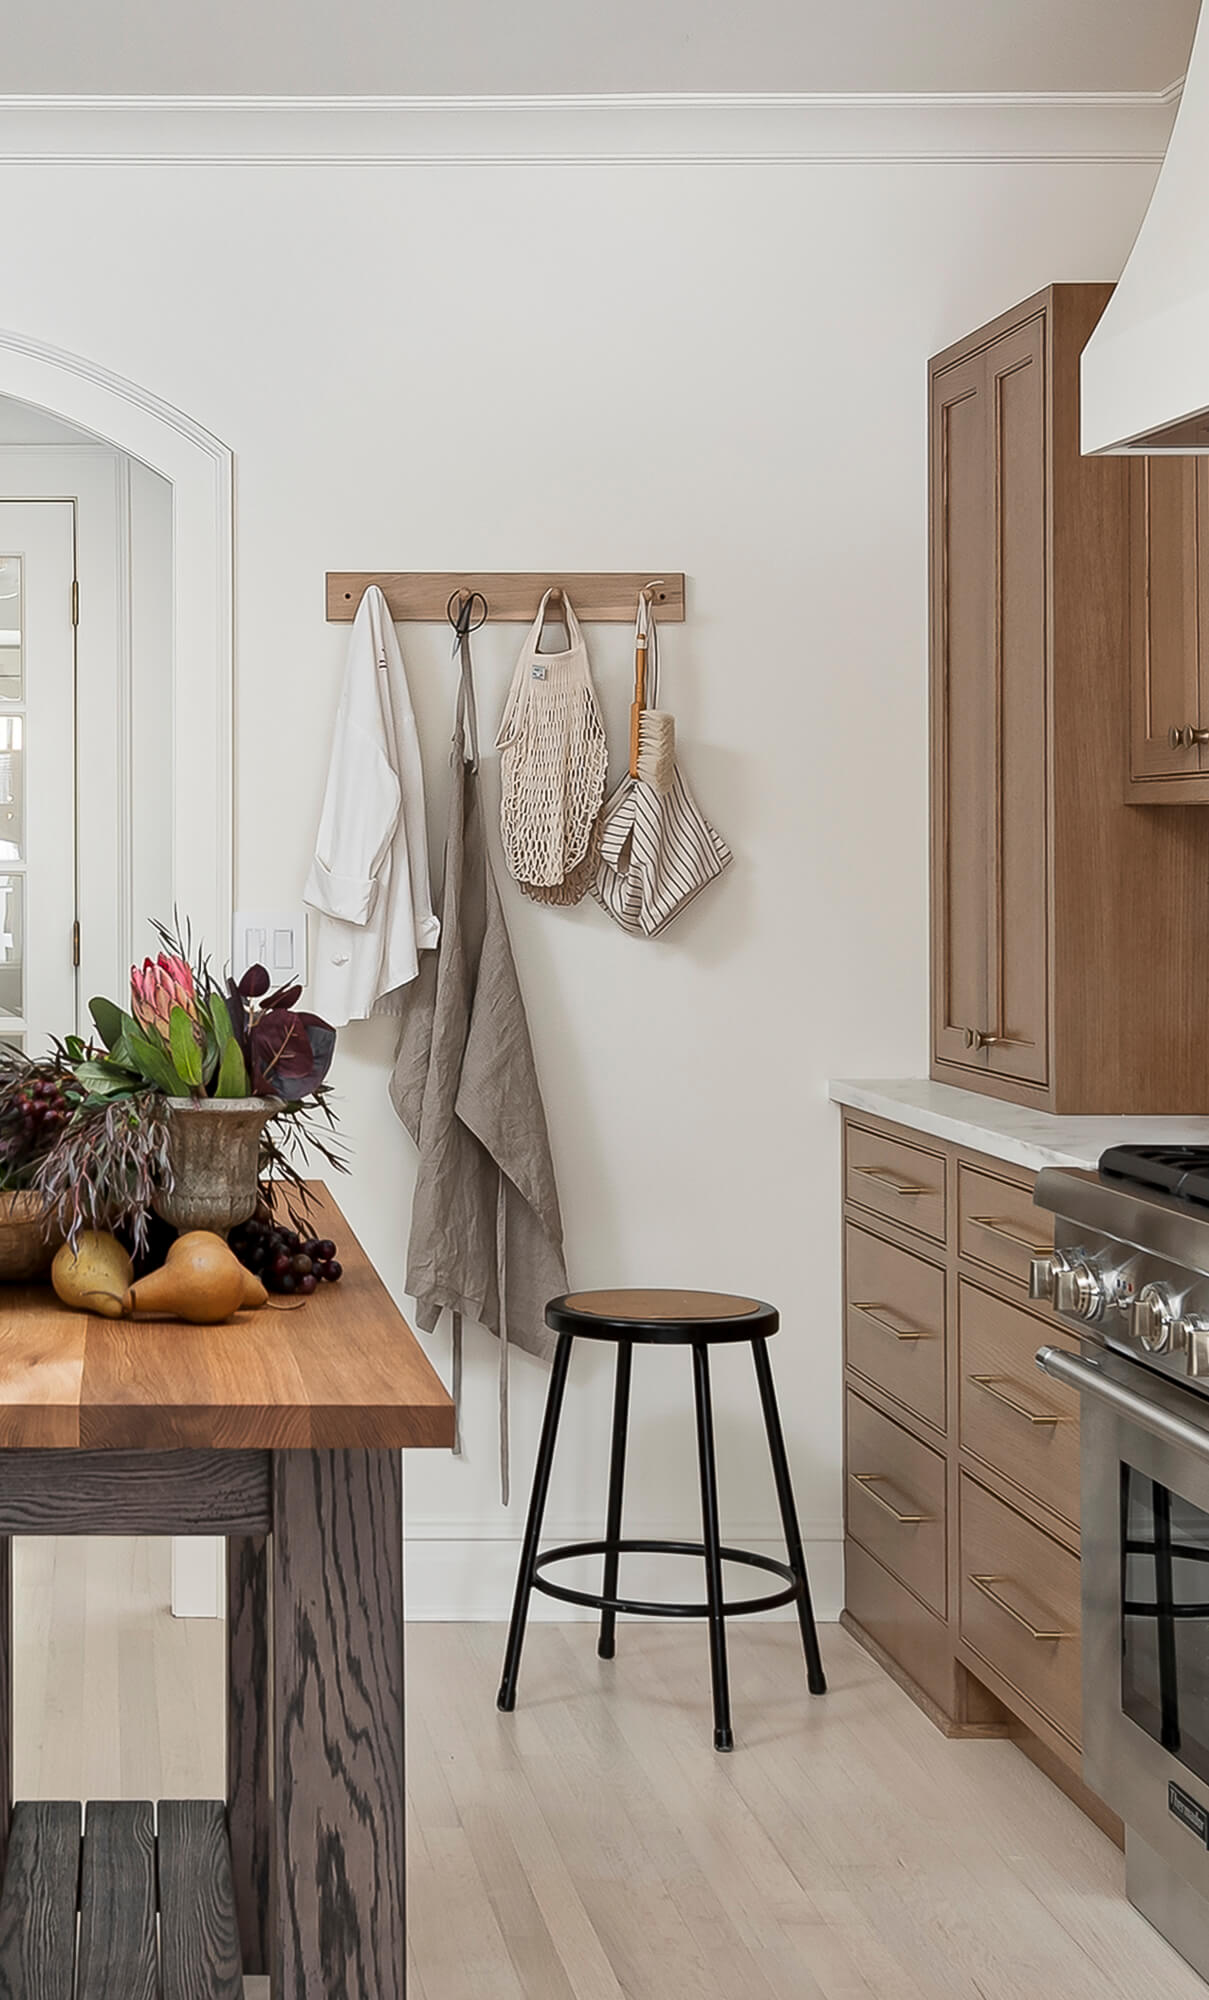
495,589,608,906
391,602,567,1501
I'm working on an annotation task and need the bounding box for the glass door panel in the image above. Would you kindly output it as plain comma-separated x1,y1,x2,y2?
0,556,21,701
1122,1464,1209,1784
0,504,76,1047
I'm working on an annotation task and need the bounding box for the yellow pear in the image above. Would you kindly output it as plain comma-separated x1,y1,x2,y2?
51,1233,134,1318
124,1230,266,1324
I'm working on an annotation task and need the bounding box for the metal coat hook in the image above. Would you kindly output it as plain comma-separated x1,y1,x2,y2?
446,588,489,638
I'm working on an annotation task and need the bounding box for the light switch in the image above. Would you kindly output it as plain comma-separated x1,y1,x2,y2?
232,909,308,991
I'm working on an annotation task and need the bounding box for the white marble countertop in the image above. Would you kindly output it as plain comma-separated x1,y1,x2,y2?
828,1078,1209,1174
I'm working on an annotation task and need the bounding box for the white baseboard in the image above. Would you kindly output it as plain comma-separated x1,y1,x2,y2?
400,1527,844,1623
170,1523,845,1623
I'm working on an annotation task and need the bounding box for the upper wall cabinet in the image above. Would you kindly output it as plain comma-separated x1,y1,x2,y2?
930,285,1209,1115
1127,459,1209,802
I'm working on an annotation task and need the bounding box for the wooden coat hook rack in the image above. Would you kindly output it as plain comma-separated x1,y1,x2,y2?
325,572,686,623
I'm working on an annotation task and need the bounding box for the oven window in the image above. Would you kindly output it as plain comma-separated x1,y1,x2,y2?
1122,1466,1209,1782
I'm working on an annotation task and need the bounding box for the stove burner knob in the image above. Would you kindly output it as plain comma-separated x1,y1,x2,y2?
1133,1283,1179,1353
1053,1261,1102,1321
1182,1316,1209,1378
1029,1254,1068,1304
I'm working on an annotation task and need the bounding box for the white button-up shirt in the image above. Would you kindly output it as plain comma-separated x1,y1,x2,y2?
304,586,439,1026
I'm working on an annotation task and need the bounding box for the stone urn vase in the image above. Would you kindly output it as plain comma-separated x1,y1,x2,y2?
152,1098,280,1236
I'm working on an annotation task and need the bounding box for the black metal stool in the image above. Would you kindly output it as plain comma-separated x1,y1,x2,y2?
496,1288,827,1750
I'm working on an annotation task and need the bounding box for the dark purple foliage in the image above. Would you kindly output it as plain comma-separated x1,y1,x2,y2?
237,963,271,999
226,968,336,1102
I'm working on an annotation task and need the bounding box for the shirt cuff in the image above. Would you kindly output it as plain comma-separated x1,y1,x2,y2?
304,856,378,926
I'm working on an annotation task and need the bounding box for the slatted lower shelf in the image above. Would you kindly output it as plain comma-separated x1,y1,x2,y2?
0,1799,243,1998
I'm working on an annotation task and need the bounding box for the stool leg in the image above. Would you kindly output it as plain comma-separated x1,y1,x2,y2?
752,1336,827,1695
691,1342,734,1751
498,1333,573,1713
598,1341,633,1660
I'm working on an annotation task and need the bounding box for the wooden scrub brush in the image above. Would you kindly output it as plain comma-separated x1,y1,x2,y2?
629,584,676,794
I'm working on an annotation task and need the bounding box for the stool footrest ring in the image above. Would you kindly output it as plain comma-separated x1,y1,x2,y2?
531,1537,803,1619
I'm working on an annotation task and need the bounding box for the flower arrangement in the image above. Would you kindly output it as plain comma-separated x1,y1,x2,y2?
0,921,345,1254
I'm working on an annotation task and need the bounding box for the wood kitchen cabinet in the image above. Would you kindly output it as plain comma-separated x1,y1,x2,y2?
838,1106,1119,1840
1127,458,1209,801
930,284,1209,1114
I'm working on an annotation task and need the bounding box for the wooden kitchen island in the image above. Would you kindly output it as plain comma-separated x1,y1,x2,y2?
0,1183,454,1998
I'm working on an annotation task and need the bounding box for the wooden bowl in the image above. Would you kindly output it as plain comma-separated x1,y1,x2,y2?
0,1191,63,1281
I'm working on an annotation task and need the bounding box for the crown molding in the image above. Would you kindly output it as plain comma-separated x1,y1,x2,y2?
0,90,1178,166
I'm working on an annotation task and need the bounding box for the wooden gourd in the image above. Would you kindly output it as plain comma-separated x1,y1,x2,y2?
124,1231,266,1323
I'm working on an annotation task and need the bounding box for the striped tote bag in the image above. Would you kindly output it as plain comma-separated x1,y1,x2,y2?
593,766,732,937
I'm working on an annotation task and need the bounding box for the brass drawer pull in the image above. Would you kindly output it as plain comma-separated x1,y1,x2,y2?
964,1029,1034,1052
968,1214,1051,1258
852,1473,931,1524
968,1573,1074,1642
851,1301,931,1342
968,1374,1072,1426
1170,723,1209,750
852,1164,930,1197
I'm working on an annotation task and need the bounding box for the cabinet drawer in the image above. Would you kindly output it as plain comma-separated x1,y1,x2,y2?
846,1390,946,1618
957,1162,1052,1289
845,1124,947,1245
959,1473,1081,1746
845,1225,946,1431
958,1280,1080,1528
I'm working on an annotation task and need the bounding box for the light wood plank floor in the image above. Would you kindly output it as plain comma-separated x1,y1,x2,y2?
10,1538,1207,1999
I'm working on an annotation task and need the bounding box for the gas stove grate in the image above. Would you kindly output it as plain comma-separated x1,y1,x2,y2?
1099,1145,1209,1207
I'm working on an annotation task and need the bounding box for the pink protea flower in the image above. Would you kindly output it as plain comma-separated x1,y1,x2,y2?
130,953,197,1042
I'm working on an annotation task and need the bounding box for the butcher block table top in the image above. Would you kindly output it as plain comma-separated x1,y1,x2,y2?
0,1182,454,1452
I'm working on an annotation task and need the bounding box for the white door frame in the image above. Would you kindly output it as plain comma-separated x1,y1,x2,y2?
0,329,233,1620
0,328,232,958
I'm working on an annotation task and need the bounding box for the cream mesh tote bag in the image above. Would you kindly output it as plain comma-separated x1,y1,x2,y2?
495,588,608,906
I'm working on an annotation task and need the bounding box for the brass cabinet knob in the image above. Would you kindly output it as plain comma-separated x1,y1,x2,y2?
1170,723,1209,749
964,1027,1030,1052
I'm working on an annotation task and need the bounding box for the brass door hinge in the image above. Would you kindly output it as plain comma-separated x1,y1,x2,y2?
71,579,79,627
71,920,80,968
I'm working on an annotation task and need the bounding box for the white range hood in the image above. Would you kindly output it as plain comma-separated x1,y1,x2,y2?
1083,14,1209,454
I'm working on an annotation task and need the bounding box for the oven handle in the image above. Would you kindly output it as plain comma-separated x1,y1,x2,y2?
1036,1346,1209,1462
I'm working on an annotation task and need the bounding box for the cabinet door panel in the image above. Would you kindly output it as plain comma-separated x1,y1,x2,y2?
931,352,992,1068
988,320,1048,1087
1130,458,1200,783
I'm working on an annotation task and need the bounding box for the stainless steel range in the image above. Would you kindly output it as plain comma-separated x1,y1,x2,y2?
1035,1146,1209,1981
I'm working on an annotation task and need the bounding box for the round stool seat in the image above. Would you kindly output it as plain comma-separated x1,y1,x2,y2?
547,1289,778,1344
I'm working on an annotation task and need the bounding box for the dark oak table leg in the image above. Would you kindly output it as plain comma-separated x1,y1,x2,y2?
271,1450,406,2000
227,1533,270,1976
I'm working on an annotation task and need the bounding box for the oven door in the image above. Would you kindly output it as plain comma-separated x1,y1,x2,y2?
1040,1339,1209,1893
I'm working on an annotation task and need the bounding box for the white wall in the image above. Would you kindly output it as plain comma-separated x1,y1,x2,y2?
0,104,1162,1617
0,0,1197,94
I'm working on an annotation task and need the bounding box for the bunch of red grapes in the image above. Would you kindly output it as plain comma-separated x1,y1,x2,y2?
229,1216,343,1296
12,1075,71,1148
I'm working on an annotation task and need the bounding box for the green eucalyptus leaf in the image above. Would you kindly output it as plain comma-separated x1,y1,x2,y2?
169,1006,204,1090
208,991,235,1052
213,1036,248,1100
123,1027,185,1096
88,997,127,1052
74,1061,137,1098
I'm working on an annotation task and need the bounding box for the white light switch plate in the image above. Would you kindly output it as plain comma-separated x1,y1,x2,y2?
232,908,308,990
